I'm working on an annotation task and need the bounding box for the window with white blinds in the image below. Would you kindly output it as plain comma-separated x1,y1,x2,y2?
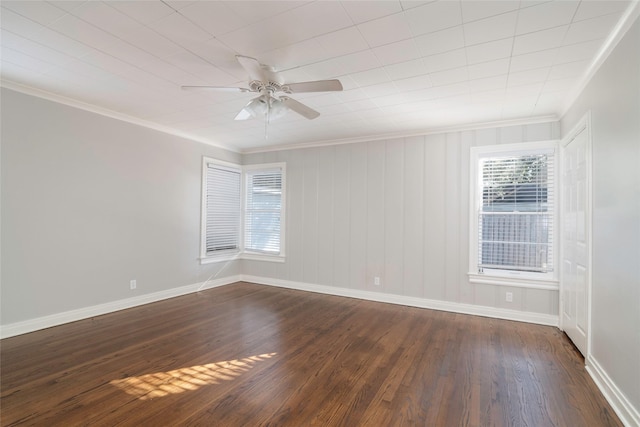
204,164,241,255
244,168,283,254
470,143,556,280
200,158,285,263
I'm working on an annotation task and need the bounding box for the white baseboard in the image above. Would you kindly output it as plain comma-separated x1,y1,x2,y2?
0,274,558,337
587,355,640,427
0,275,241,339
240,275,559,327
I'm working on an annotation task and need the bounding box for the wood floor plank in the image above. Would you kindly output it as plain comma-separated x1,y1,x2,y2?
1,282,622,426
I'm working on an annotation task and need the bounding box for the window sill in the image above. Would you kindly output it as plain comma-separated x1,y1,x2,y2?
200,252,285,264
468,273,559,290
200,253,241,264
241,252,286,263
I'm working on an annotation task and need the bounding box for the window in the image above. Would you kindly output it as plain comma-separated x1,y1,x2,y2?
244,166,284,255
202,161,241,258
200,158,285,263
469,142,557,284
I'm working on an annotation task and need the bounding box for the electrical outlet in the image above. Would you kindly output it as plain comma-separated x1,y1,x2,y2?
130,280,137,290
506,292,513,302
374,276,381,286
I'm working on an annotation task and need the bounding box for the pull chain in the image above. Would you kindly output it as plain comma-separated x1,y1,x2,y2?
265,97,270,139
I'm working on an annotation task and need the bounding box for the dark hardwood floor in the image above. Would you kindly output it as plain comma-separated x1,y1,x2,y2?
1,282,621,426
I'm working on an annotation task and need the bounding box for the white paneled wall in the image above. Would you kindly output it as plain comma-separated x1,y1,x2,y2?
243,122,561,316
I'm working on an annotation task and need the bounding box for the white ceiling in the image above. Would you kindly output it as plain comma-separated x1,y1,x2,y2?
1,1,636,152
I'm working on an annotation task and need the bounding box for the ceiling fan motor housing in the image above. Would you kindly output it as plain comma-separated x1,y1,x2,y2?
249,80,288,94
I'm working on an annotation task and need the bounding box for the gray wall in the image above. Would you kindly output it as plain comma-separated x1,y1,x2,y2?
243,122,560,316
561,18,640,417
1,88,241,325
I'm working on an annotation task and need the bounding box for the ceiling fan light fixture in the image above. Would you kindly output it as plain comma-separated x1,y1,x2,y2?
268,99,289,121
243,95,288,121
244,97,268,118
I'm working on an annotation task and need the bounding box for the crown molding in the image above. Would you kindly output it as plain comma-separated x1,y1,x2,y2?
0,80,240,154
3,4,636,158
560,1,640,119
241,115,559,154
1,80,558,156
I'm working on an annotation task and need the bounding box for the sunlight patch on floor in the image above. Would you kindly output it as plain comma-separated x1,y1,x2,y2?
110,353,277,400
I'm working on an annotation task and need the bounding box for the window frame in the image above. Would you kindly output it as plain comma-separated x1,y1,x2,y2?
200,157,286,264
468,141,559,289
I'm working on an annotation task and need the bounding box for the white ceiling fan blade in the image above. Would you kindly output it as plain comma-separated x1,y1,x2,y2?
181,85,251,93
236,55,266,82
284,79,343,93
236,55,284,85
280,97,320,120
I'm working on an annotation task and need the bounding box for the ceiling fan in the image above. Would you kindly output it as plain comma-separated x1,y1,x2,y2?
182,55,343,125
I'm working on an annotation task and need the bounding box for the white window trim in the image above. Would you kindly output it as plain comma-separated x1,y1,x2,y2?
468,140,559,288
200,158,286,264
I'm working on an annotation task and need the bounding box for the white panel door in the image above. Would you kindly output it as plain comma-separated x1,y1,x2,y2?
561,126,590,356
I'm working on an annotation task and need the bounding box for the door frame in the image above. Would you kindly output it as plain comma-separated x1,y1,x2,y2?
559,111,593,357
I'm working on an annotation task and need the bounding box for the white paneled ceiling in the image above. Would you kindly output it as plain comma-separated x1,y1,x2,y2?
1,1,636,152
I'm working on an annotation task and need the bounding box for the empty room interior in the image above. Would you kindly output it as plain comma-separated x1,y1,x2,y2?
1,1,639,425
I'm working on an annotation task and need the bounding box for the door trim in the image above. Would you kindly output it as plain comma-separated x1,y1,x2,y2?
559,111,593,357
